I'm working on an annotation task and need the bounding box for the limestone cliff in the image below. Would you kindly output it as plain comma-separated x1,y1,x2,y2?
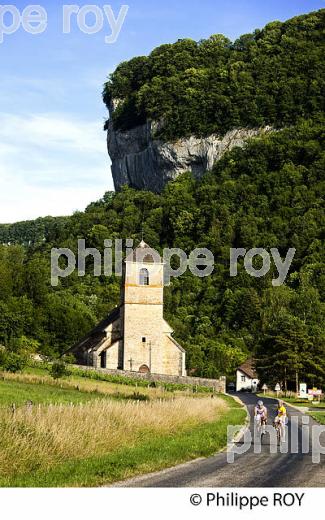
107,101,271,192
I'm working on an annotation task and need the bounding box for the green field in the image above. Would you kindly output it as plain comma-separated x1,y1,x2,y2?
0,379,112,406
258,393,324,408
0,366,214,404
309,412,325,424
282,397,325,408
284,399,324,408
258,393,325,425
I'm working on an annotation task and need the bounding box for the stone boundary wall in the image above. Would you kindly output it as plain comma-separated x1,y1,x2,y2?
74,365,226,392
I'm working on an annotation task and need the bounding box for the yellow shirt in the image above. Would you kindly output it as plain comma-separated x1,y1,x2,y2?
277,406,286,417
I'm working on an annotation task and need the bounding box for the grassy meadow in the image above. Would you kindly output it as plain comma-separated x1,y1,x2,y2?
258,392,325,408
0,367,245,487
0,377,113,406
309,412,325,424
0,370,172,404
257,391,325,425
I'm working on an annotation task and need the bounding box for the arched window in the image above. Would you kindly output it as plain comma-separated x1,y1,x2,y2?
139,268,149,286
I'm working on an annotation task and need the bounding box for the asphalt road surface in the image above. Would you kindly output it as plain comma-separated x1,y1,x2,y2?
114,393,325,487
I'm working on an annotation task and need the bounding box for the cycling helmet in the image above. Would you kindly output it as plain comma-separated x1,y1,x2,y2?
257,400,263,406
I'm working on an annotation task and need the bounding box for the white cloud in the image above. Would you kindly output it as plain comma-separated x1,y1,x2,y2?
0,76,69,112
0,112,113,222
0,112,105,155
0,179,109,223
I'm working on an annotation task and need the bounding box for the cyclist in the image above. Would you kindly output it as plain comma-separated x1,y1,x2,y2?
274,401,287,442
254,400,268,434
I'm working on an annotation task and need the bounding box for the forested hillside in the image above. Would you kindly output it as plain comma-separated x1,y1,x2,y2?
1,120,324,387
103,10,324,140
0,216,68,246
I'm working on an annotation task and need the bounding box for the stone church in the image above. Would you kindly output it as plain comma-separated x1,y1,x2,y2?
69,241,186,376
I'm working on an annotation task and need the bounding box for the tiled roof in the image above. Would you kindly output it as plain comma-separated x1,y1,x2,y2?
68,306,120,354
237,358,258,379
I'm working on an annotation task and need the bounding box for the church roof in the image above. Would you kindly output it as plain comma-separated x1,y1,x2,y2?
168,334,186,353
67,306,121,354
125,240,162,263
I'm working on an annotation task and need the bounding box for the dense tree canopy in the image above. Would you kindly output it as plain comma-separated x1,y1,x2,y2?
103,10,325,140
1,11,324,387
1,120,324,387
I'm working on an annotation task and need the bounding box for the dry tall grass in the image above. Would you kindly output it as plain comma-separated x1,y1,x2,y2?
0,397,227,478
0,371,171,399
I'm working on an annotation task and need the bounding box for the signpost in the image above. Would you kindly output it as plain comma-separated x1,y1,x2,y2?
275,383,281,398
308,388,323,402
299,383,307,399
262,384,268,395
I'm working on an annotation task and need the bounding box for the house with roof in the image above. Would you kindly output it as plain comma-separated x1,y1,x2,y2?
68,241,186,376
236,358,259,392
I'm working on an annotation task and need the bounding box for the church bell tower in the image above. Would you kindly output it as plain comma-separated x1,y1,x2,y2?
121,241,165,373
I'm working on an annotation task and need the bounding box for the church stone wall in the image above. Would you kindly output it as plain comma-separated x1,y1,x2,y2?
106,342,120,370
75,364,226,392
124,285,164,304
125,260,164,290
122,257,184,376
123,303,166,373
162,336,184,376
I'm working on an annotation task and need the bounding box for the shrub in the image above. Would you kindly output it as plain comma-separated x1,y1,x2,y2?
49,361,71,380
131,392,150,401
0,350,27,373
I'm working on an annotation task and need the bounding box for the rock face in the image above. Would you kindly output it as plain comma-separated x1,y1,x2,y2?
107,101,271,192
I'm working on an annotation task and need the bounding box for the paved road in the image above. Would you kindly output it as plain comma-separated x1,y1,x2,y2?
114,393,325,487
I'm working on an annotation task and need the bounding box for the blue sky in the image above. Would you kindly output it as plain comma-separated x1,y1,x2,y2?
0,0,323,223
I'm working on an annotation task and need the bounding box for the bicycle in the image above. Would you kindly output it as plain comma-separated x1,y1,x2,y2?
273,418,285,443
255,415,267,436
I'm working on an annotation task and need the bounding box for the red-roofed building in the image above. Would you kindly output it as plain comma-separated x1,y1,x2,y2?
236,358,259,392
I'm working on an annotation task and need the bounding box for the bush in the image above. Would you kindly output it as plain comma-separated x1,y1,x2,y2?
131,391,149,401
61,353,76,364
0,350,27,373
49,361,71,380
